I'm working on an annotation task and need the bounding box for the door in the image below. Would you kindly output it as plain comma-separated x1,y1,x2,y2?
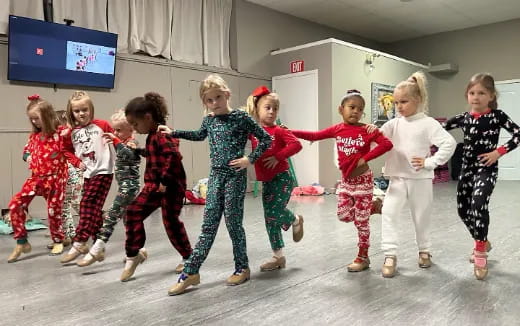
497,81,520,180
272,70,318,186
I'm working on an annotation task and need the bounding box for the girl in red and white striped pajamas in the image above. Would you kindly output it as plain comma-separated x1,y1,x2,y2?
60,91,115,264
8,95,76,263
292,90,392,272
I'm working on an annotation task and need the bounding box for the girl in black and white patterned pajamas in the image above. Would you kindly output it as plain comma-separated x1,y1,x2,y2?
445,73,520,280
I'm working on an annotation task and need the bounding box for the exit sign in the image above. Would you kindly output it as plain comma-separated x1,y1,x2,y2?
290,60,304,73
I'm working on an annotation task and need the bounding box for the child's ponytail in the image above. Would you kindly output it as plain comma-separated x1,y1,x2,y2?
396,71,429,113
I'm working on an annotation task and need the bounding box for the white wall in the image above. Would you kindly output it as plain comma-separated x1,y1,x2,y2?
231,0,380,77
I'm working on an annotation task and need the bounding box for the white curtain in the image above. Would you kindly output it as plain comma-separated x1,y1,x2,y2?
129,0,173,59
0,0,45,34
53,0,108,31
171,0,203,64
108,0,131,54
202,0,232,68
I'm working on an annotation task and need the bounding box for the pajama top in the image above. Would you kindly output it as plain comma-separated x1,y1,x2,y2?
23,125,75,176
445,109,520,166
69,119,115,178
381,112,456,179
173,109,271,170
292,123,392,179
250,125,302,182
143,130,186,192
112,136,141,181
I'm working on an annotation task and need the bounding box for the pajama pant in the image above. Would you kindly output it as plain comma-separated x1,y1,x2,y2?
456,165,497,241
337,170,373,249
184,168,248,274
61,165,83,239
125,183,192,258
381,177,433,256
97,178,140,243
73,174,113,243
262,170,297,251
9,174,67,242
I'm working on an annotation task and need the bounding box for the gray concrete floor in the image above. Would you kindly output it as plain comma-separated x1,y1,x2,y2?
2,181,520,326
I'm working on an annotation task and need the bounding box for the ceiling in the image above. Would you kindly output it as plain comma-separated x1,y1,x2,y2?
245,0,520,43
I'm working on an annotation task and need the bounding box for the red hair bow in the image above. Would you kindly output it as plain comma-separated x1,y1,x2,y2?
251,85,270,97
27,94,40,101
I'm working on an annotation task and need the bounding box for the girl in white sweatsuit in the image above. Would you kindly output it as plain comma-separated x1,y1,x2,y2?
379,71,456,278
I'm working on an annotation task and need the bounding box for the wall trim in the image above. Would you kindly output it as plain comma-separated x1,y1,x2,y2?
270,38,429,69
496,79,520,84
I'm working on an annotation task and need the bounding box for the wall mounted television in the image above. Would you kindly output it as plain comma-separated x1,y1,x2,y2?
8,15,118,89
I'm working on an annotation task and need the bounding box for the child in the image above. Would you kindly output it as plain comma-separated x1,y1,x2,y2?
7,95,75,262
120,92,193,282
55,110,83,247
445,73,520,280
60,91,115,263
245,85,304,271
379,71,456,278
166,74,272,295
77,109,141,267
292,90,393,272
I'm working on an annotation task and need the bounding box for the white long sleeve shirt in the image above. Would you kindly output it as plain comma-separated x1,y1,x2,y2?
380,112,456,179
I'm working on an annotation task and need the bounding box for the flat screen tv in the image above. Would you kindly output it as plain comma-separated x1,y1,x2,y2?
8,15,118,89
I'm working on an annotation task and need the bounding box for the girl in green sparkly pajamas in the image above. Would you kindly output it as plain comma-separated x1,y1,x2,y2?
245,85,304,272
76,109,141,267
164,74,272,296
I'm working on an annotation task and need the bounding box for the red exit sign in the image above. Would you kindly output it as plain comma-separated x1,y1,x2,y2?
290,60,304,73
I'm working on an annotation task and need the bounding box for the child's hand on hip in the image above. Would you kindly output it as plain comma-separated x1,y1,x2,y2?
229,156,250,171
263,156,279,169
411,157,425,170
478,150,501,166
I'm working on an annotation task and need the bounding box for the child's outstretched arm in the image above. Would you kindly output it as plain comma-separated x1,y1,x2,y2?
159,118,209,141
291,125,337,142
103,133,140,161
444,113,465,131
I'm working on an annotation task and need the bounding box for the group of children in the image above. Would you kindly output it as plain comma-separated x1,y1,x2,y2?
6,70,519,297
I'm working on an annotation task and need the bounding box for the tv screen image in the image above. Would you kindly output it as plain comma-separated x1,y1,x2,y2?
8,15,118,89
66,41,116,74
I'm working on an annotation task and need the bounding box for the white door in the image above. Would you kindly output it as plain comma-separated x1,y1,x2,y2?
272,70,318,186
497,81,520,180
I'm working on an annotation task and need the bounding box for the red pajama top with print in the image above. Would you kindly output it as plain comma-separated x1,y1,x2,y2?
292,123,393,179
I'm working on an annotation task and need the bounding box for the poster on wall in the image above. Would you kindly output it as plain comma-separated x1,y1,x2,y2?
371,83,395,127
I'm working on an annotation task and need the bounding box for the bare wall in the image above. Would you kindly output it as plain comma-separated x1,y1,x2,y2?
385,18,520,142
232,0,381,77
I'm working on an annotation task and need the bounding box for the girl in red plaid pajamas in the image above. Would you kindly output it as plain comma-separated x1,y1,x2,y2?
120,92,193,282
292,90,393,272
8,95,76,263
60,91,115,264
